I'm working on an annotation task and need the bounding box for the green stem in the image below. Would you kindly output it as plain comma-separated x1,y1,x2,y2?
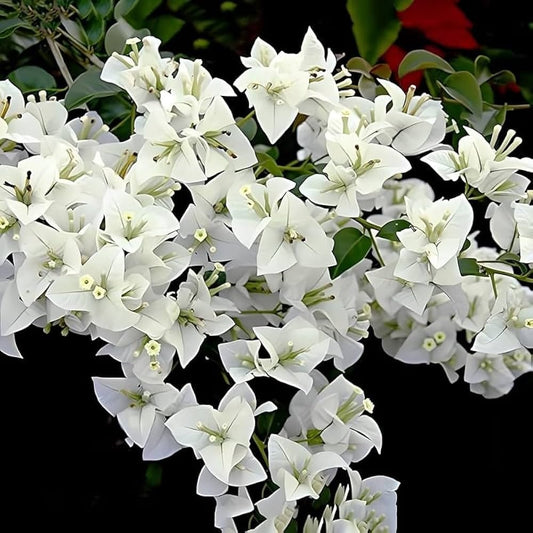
46,35,74,87
355,217,381,231
252,433,269,466
236,110,255,127
368,230,385,267
479,263,533,284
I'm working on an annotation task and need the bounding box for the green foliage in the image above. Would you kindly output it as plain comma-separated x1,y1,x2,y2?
346,0,402,65
64,67,121,110
376,219,412,242
8,65,57,93
330,227,372,279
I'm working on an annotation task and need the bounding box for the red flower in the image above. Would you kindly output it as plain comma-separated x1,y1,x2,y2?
383,0,478,89
399,0,478,50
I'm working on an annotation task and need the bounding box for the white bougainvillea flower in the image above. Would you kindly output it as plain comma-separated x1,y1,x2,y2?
226,176,294,249
252,316,332,393
372,78,447,156
99,189,180,253
257,191,336,275
101,36,178,110
514,202,533,263
0,155,59,225
247,488,298,533
234,43,309,144
163,269,234,367
139,95,256,185
268,434,347,501
165,395,256,485
347,469,400,533
463,351,517,399
92,373,183,450
46,245,142,331
422,125,533,201
16,222,81,305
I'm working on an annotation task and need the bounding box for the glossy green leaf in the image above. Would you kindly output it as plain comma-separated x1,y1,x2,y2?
346,0,401,65
377,219,412,241
458,257,485,277
8,66,57,93
93,0,114,16
0,18,28,38
145,15,185,44
460,239,471,253
237,116,257,141
330,227,372,278
439,71,483,116
76,0,94,18
85,11,105,45
105,18,150,55
346,56,373,77
64,68,122,110
398,49,455,78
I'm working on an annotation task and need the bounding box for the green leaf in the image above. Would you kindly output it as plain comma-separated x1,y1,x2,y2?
85,11,105,45
394,0,414,9
76,0,94,18
458,257,485,277
376,219,412,241
460,239,471,253
93,0,114,17
255,152,282,177
167,0,192,11
398,50,455,78
330,227,372,278
439,71,483,117
104,18,150,55
0,17,29,38
145,464,163,488
145,15,185,44
123,0,163,25
61,16,89,46
8,66,57,93
346,0,401,65
346,56,373,77
254,144,279,160
64,68,122,110
237,116,257,141
114,0,140,19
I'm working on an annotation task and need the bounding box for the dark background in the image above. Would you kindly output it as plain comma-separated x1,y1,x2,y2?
2,0,533,531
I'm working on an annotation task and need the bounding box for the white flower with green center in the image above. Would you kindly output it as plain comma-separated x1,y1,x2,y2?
252,316,331,393
463,352,517,398
347,469,400,533
394,194,473,286
46,245,142,332
101,36,177,110
268,434,347,501
308,375,382,462
16,221,81,306
92,373,182,449
234,43,309,144
138,95,256,185
0,155,59,225
100,189,180,253
372,78,447,156
257,191,336,275
165,395,256,485
163,270,234,367
422,125,533,201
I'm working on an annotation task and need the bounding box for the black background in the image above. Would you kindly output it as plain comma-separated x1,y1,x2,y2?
2,1,533,530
